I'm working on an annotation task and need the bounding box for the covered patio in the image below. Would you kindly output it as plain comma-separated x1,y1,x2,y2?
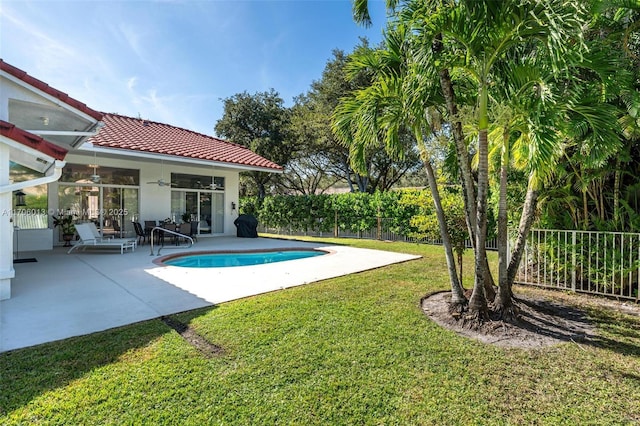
1,237,419,352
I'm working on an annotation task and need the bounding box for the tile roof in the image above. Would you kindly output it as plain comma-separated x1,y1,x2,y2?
0,59,103,121
89,113,283,171
0,120,68,160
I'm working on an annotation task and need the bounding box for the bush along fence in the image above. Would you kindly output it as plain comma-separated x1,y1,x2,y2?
242,190,495,246
242,191,423,240
516,229,640,302
243,193,639,302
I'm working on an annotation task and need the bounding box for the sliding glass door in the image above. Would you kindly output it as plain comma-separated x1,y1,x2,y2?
102,187,138,237
58,185,138,240
171,189,224,235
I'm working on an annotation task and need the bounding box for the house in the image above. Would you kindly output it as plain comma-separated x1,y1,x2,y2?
0,59,282,300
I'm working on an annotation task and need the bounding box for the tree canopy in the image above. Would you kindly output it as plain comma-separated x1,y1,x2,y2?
340,0,640,321
215,89,294,198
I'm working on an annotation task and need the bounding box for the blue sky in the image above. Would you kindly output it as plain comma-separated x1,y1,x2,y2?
1,0,387,136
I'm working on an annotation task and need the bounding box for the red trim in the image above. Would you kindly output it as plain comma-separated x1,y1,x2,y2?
0,120,68,161
0,59,103,121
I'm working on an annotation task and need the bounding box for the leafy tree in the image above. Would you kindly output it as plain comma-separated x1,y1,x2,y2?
536,4,640,232
345,0,633,322
289,46,421,194
333,24,468,308
279,95,342,195
215,89,294,198
401,187,468,285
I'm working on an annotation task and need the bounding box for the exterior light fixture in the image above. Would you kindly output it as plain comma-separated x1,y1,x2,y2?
15,190,27,207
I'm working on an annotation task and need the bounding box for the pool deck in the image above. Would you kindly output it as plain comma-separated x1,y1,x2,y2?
1,236,420,353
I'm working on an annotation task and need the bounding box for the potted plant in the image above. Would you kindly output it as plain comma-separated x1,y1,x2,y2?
53,213,76,247
181,212,191,223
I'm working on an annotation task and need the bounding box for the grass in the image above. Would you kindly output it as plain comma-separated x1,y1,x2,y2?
2,237,639,424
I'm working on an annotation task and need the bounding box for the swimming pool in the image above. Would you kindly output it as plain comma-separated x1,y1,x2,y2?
161,249,328,268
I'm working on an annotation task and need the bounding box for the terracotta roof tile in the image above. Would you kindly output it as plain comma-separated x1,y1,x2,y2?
89,114,282,171
0,59,103,121
0,120,68,161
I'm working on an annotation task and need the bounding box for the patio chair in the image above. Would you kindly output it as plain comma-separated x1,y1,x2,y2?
133,222,148,245
68,223,136,254
161,222,178,245
85,222,137,248
190,220,198,242
178,222,193,244
198,219,211,234
144,220,157,232
144,220,158,243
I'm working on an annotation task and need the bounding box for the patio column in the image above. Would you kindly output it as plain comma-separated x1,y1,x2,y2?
0,143,15,300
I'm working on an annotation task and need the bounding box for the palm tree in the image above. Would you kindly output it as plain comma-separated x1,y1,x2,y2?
333,27,469,309
349,0,590,321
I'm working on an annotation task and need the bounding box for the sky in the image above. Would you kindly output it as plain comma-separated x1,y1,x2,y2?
1,0,387,136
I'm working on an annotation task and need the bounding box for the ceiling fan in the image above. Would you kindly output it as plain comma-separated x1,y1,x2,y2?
147,178,174,187
146,161,175,187
196,181,220,190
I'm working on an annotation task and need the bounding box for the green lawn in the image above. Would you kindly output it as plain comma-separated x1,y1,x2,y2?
2,238,639,425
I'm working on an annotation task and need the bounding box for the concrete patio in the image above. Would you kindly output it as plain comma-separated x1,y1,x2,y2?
1,236,420,352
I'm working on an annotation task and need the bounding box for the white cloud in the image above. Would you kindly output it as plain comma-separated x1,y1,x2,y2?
127,77,138,91
1,5,77,69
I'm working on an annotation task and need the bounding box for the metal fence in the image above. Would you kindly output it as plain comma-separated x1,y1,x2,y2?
516,229,640,301
258,217,402,241
12,212,48,229
257,217,498,249
259,218,639,301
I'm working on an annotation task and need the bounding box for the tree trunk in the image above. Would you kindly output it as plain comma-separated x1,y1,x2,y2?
435,37,495,308
495,132,514,319
613,159,621,228
437,65,495,297
468,82,490,322
423,155,467,311
582,186,589,230
438,69,477,243
468,129,489,321
433,35,478,246
505,186,539,287
457,251,463,289
497,181,533,320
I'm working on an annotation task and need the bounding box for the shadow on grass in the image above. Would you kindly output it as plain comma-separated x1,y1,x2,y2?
514,295,640,355
514,297,593,334
582,307,640,356
0,306,217,416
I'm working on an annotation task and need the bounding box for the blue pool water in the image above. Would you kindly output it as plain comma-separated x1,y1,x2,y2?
164,250,326,268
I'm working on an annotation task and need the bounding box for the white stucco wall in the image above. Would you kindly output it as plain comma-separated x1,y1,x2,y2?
49,153,241,236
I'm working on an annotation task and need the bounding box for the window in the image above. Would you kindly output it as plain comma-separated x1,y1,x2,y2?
9,162,48,229
171,173,224,190
61,164,140,185
57,164,140,241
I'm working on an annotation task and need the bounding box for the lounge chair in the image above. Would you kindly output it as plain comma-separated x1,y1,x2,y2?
85,222,137,248
67,223,136,254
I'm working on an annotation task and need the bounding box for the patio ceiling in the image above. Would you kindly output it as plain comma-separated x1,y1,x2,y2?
8,99,103,150
1,59,104,152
